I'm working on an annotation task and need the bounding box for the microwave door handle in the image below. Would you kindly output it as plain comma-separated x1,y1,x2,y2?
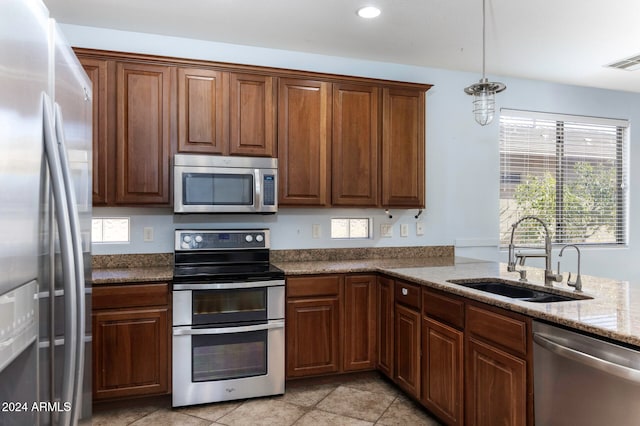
254,169,262,211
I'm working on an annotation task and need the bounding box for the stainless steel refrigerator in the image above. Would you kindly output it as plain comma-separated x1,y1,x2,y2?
0,0,92,424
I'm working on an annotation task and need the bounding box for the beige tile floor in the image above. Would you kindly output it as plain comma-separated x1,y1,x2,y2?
91,372,443,425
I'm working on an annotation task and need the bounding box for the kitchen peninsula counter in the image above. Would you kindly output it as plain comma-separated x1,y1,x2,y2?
275,256,640,348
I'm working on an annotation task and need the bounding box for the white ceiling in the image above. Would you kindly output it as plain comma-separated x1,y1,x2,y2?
44,0,640,93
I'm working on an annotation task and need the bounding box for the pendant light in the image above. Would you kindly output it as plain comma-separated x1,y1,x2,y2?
464,0,506,126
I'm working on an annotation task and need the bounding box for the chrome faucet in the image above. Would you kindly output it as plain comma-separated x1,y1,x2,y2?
558,244,583,292
507,215,563,286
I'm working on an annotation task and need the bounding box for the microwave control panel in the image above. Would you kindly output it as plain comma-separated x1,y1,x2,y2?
263,175,275,206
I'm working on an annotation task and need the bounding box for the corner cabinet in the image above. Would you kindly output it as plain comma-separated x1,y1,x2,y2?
92,283,171,401
343,275,377,371
278,78,332,206
376,276,395,378
381,87,425,208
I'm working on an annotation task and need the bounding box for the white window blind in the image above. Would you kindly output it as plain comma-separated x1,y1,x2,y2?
499,109,628,247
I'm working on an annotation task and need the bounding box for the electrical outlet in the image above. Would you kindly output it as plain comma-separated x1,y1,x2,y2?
143,227,154,242
416,222,425,236
312,224,321,238
400,224,409,237
380,223,393,238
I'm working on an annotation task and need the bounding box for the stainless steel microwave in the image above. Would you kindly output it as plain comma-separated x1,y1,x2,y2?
173,154,278,214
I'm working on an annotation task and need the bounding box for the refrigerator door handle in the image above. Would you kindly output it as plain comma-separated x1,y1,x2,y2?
42,93,77,426
54,102,86,425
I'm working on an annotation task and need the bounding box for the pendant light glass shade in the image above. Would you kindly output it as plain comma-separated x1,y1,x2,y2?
464,0,506,126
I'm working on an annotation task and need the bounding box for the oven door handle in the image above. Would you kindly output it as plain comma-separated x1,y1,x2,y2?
173,280,285,290
173,320,285,336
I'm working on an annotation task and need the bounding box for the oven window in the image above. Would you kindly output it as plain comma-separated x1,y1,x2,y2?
193,288,267,325
183,173,253,206
192,330,267,382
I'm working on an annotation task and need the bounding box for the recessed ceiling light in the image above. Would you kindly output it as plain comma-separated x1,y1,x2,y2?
357,6,381,19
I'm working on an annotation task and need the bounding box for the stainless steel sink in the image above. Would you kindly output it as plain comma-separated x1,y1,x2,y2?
447,279,592,303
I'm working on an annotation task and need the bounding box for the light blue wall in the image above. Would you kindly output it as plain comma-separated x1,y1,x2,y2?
64,25,640,282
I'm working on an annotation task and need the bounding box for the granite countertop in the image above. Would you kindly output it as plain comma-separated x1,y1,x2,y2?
91,249,640,347
91,253,173,285
276,257,640,348
92,266,174,285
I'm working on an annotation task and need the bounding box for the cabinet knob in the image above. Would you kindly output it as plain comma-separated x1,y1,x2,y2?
402,288,408,296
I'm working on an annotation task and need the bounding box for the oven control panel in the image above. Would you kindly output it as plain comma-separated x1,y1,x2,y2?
175,229,270,250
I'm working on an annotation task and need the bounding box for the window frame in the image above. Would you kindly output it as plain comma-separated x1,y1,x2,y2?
499,109,629,247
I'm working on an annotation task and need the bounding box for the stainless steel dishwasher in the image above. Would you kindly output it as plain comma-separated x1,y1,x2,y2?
533,321,640,425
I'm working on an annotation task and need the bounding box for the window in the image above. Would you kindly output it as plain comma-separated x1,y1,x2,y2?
330,218,371,239
92,217,130,243
499,109,628,246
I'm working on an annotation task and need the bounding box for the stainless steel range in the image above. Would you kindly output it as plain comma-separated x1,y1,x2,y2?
172,229,285,407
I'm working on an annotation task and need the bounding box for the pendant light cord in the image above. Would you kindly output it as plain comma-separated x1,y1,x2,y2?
482,0,486,80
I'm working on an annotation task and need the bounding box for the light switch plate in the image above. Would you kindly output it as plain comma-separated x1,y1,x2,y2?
416,222,425,236
400,224,409,237
380,223,393,238
312,224,321,238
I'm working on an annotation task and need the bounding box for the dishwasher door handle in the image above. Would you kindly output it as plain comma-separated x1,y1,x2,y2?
534,332,640,384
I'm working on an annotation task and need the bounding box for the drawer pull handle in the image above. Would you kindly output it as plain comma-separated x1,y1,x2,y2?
402,288,408,296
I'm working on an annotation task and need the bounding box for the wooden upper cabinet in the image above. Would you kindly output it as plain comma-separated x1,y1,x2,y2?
177,68,226,154
116,62,173,205
332,84,379,206
381,87,425,208
278,78,331,206
229,72,277,157
79,57,110,205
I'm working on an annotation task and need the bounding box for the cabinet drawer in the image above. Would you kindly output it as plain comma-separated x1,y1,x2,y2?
287,275,342,298
466,304,528,356
394,281,421,310
422,288,464,330
93,283,169,310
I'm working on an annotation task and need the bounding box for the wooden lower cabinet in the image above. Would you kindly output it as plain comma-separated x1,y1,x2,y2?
286,275,342,378
286,296,341,377
343,275,377,371
421,317,464,426
377,276,394,378
92,283,170,401
394,303,421,398
284,273,533,426
465,337,527,426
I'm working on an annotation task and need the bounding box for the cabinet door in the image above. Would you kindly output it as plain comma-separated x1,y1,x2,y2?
395,303,421,398
229,72,276,157
466,337,527,426
286,297,340,377
422,317,464,426
332,83,379,206
79,57,110,205
93,307,169,400
278,78,331,206
381,87,425,208
177,67,226,154
116,62,173,204
343,275,376,371
377,276,394,378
